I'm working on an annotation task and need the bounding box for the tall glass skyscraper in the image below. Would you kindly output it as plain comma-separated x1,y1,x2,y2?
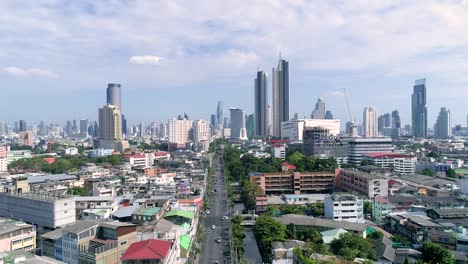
434,107,452,139
412,79,427,138
107,83,122,110
254,70,268,137
272,56,289,138
216,101,224,126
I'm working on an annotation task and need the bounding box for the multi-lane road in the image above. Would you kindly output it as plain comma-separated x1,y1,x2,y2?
200,153,230,264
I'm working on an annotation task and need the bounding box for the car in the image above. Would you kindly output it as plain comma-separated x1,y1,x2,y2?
211,225,216,230
223,216,229,220
206,210,210,215
216,237,221,243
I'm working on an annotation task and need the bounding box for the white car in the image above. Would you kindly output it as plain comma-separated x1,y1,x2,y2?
206,210,210,215
223,216,229,220
211,225,216,230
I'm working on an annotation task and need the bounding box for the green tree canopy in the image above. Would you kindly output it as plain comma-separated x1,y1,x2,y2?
254,216,286,256
421,168,436,177
330,233,376,261
241,179,263,211
421,242,455,264
446,168,457,179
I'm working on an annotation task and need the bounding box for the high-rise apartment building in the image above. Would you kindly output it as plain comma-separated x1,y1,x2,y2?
412,79,428,138
363,106,378,137
159,123,167,139
0,120,6,136
254,70,268,136
168,118,193,145
193,120,211,143
272,56,289,138
107,83,122,111
311,98,325,119
216,101,224,126
98,104,122,141
434,107,452,139
229,108,247,140
266,104,272,136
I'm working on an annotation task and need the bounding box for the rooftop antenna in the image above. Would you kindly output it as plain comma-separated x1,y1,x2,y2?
343,88,358,137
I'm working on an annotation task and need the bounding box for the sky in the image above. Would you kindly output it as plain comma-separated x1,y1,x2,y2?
2,0,468,127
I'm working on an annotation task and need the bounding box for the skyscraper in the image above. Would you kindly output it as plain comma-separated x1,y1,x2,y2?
210,114,216,128
246,114,255,139
434,107,452,139
254,70,268,136
0,120,6,136
412,79,428,138
107,83,122,111
122,115,127,136
230,108,247,140
98,104,122,141
363,106,378,137
80,119,88,138
266,104,272,136
311,98,326,119
18,120,27,132
391,110,401,129
168,118,193,145
272,56,289,138
216,101,224,126
193,120,212,143
325,111,333,120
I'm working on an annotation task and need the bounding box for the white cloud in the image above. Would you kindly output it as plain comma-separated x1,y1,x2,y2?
3,66,58,79
129,56,163,65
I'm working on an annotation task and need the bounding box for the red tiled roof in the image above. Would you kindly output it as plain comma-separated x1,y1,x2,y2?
124,154,146,160
388,179,402,187
281,162,297,171
154,151,169,156
364,152,414,159
269,139,289,144
121,239,171,261
374,195,389,203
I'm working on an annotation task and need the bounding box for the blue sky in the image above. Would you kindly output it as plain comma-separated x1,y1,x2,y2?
1,0,468,127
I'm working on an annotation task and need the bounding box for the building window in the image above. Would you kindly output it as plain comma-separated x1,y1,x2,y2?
64,211,68,214
64,203,68,206
120,240,127,246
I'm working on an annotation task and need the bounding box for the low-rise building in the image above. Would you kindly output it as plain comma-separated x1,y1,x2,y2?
383,213,441,243
347,137,393,165
121,239,177,264
250,172,335,195
336,169,388,198
271,240,305,261
372,195,392,226
324,194,364,223
0,218,36,253
78,222,137,264
363,152,416,174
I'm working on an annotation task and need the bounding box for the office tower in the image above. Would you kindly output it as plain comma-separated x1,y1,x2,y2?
345,121,353,135
378,115,385,135
363,106,378,137
168,118,193,145
266,104,272,136
392,110,401,129
434,107,452,139
122,115,127,136
107,83,122,110
0,120,6,136
254,70,268,136
98,104,122,141
72,120,79,134
138,122,145,138
325,111,333,120
193,120,212,143
159,123,167,138
216,101,223,126
210,114,216,128
18,120,27,132
224,117,230,129
65,120,73,137
246,114,255,139
383,113,391,128
80,119,89,138
311,98,326,119
14,122,18,133
230,108,247,140
91,121,99,137
412,79,428,138
293,113,299,120
272,56,290,138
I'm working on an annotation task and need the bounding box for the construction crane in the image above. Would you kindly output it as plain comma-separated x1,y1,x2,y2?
343,88,357,137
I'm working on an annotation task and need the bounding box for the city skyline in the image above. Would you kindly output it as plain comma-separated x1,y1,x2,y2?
2,1,468,126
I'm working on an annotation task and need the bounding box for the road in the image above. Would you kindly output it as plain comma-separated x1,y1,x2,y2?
200,152,230,264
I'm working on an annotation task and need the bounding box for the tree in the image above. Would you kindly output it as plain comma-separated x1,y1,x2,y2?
427,151,441,159
330,233,376,261
446,168,457,179
254,216,286,255
308,202,324,216
68,186,88,196
296,227,322,244
421,168,436,176
421,242,455,264
285,223,296,239
364,201,372,216
367,231,383,240
279,204,306,215
241,180,262,211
